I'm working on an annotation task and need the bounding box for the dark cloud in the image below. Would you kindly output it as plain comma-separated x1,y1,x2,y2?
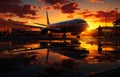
95,10,120,22
18,5,38,17
43,0,69,5
0,18,27,28
41,0,79,14
53,5,61,10
80,10,120,22
61,2,80,14
1,13,15,18
0,0,39,19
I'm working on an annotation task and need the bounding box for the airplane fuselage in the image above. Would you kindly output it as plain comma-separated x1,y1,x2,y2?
40,11,89,36
47,19,89,33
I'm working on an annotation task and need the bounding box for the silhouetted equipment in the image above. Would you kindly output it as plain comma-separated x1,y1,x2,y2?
113,18,120,26
98,26,102,38
115,8,118,21
46,49,50,63
91,26,120,38
97,26,102,54
98,41,102,54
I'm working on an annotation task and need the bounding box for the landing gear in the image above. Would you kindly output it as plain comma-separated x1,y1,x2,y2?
48,31,52,38
76,33,80,38
63,33,66,43
76,35,80,38
48,33,52,38
48,31,52,43
71,32,80,38
63,33,66,38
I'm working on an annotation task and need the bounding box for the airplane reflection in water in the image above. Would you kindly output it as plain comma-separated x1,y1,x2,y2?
0,39,89,73
37,39,89,60
46,42,89,60
1,36,120,60
1,36,120,62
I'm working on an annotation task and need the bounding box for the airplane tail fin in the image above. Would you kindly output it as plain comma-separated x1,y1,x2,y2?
46,10,50,25
34,11,50,28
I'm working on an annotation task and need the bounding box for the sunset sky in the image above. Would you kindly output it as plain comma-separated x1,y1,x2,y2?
0,0,120,30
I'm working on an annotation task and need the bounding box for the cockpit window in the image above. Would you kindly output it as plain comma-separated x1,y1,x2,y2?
76,20,86,24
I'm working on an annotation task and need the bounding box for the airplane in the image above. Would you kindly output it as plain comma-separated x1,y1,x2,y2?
35,11,89,38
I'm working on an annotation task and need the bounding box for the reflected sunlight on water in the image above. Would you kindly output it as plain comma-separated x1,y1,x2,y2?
23,43,40,48
79,36,120,64
80,41,98,54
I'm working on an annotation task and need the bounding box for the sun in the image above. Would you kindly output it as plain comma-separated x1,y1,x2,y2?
87,26,97,31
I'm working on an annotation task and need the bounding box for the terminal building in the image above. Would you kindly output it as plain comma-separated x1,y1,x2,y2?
95,18,120,37
113,18,120,27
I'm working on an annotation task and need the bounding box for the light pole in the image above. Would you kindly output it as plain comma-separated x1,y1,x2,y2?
115,8,118,21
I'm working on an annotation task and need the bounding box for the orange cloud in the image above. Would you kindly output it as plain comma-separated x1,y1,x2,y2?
38,0,42,2
89,0,99,2
67,15,74,18
61,2,80,14
0,13,15,19
53,4,61,10
89,0,105,3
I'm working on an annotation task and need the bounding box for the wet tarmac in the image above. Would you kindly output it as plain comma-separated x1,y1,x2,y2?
0,36,120,77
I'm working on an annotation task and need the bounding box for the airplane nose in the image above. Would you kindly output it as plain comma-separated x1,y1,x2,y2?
85,24,89,30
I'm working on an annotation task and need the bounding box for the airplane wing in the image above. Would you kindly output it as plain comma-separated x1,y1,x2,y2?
34,23,47,29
